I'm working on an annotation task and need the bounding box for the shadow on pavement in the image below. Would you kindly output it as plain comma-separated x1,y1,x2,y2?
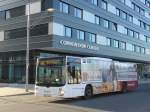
49,83,150,112
49,92,125,104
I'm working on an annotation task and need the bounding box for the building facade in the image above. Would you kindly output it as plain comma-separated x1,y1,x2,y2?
0,0,150,83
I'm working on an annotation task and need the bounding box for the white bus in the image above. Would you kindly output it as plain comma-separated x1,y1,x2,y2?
35,56,138,98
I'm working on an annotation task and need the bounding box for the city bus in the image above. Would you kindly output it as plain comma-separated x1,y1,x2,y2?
35,56,138,98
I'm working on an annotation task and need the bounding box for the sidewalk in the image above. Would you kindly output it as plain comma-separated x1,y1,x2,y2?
0,87,33,97
0,86,109,112
0,92,107,112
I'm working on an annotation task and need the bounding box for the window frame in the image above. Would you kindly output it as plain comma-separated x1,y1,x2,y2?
64,26,72,38
59,1,69,14
76,30,85,40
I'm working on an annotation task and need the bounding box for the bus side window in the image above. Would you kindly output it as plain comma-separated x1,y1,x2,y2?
71,66,76,78
68,66,72,74
67,64,81,84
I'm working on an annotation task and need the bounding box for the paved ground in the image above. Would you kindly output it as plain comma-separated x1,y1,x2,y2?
0,82,150,112
66,83,150,112
0,95,105,112
0,87,33,97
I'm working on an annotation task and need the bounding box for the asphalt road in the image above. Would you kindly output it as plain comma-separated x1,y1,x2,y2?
52,83,150,112
0,83,150,112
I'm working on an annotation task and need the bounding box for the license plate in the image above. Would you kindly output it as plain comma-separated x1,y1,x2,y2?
44,91,51,97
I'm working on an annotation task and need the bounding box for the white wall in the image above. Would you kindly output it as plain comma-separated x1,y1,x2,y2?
48,22,64,36
83,10,95,23
0,31,4,41
108,4,116,15
26,0,41,15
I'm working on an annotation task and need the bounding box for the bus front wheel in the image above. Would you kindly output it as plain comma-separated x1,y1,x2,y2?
84,85,93,99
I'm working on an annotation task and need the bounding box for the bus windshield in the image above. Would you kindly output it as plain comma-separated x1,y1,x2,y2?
36,57,66,87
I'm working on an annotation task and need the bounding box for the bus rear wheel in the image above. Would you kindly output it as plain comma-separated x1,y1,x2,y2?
84,85,93,99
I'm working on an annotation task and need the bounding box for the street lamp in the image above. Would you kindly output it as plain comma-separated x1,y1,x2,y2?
25,0,55,92
47,8,56,12
25,0,30,92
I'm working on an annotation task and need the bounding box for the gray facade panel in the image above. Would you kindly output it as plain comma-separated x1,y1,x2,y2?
0,0,150,63
51,35,150,63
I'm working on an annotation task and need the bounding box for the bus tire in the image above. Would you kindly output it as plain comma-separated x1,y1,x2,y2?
122,82,128,93
84,85,93,99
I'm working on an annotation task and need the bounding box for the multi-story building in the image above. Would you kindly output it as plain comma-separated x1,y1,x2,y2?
0,0,150,84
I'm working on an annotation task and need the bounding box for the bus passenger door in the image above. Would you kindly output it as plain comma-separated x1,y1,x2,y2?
66,64,84,97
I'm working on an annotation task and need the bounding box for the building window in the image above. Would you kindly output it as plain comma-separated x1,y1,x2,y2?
106,37,111,46
95,16,100,25
146,24,150,31
64,26,72,37
59,2,69,14
116,8,133,23
120,0,125,4
113,40,119,48
141,47,145,54
140,21,150,30
141,0,146,4
6,6,25,19
77,30,85,40
126,43,134,52
0,11,5,20
87,33,96,43
119,41,126,50
120,11,127,20
116,8,120,16
132,3,145,16
90,0,98,5
101,18,109,28
134,32,139,39
5,24,48,40
140,21,146,29
140,8,145,15
109,22,117,31
30,24,48,36
147,36,150,43
133,4,140,13
142,35,147,42
41,0,50,11
5,28,26,40
135,46,140,53
127,15,133,23
128,29,134,37
101,0,107,10
124,27,128,35
146,0,150,7
74,7,82,19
